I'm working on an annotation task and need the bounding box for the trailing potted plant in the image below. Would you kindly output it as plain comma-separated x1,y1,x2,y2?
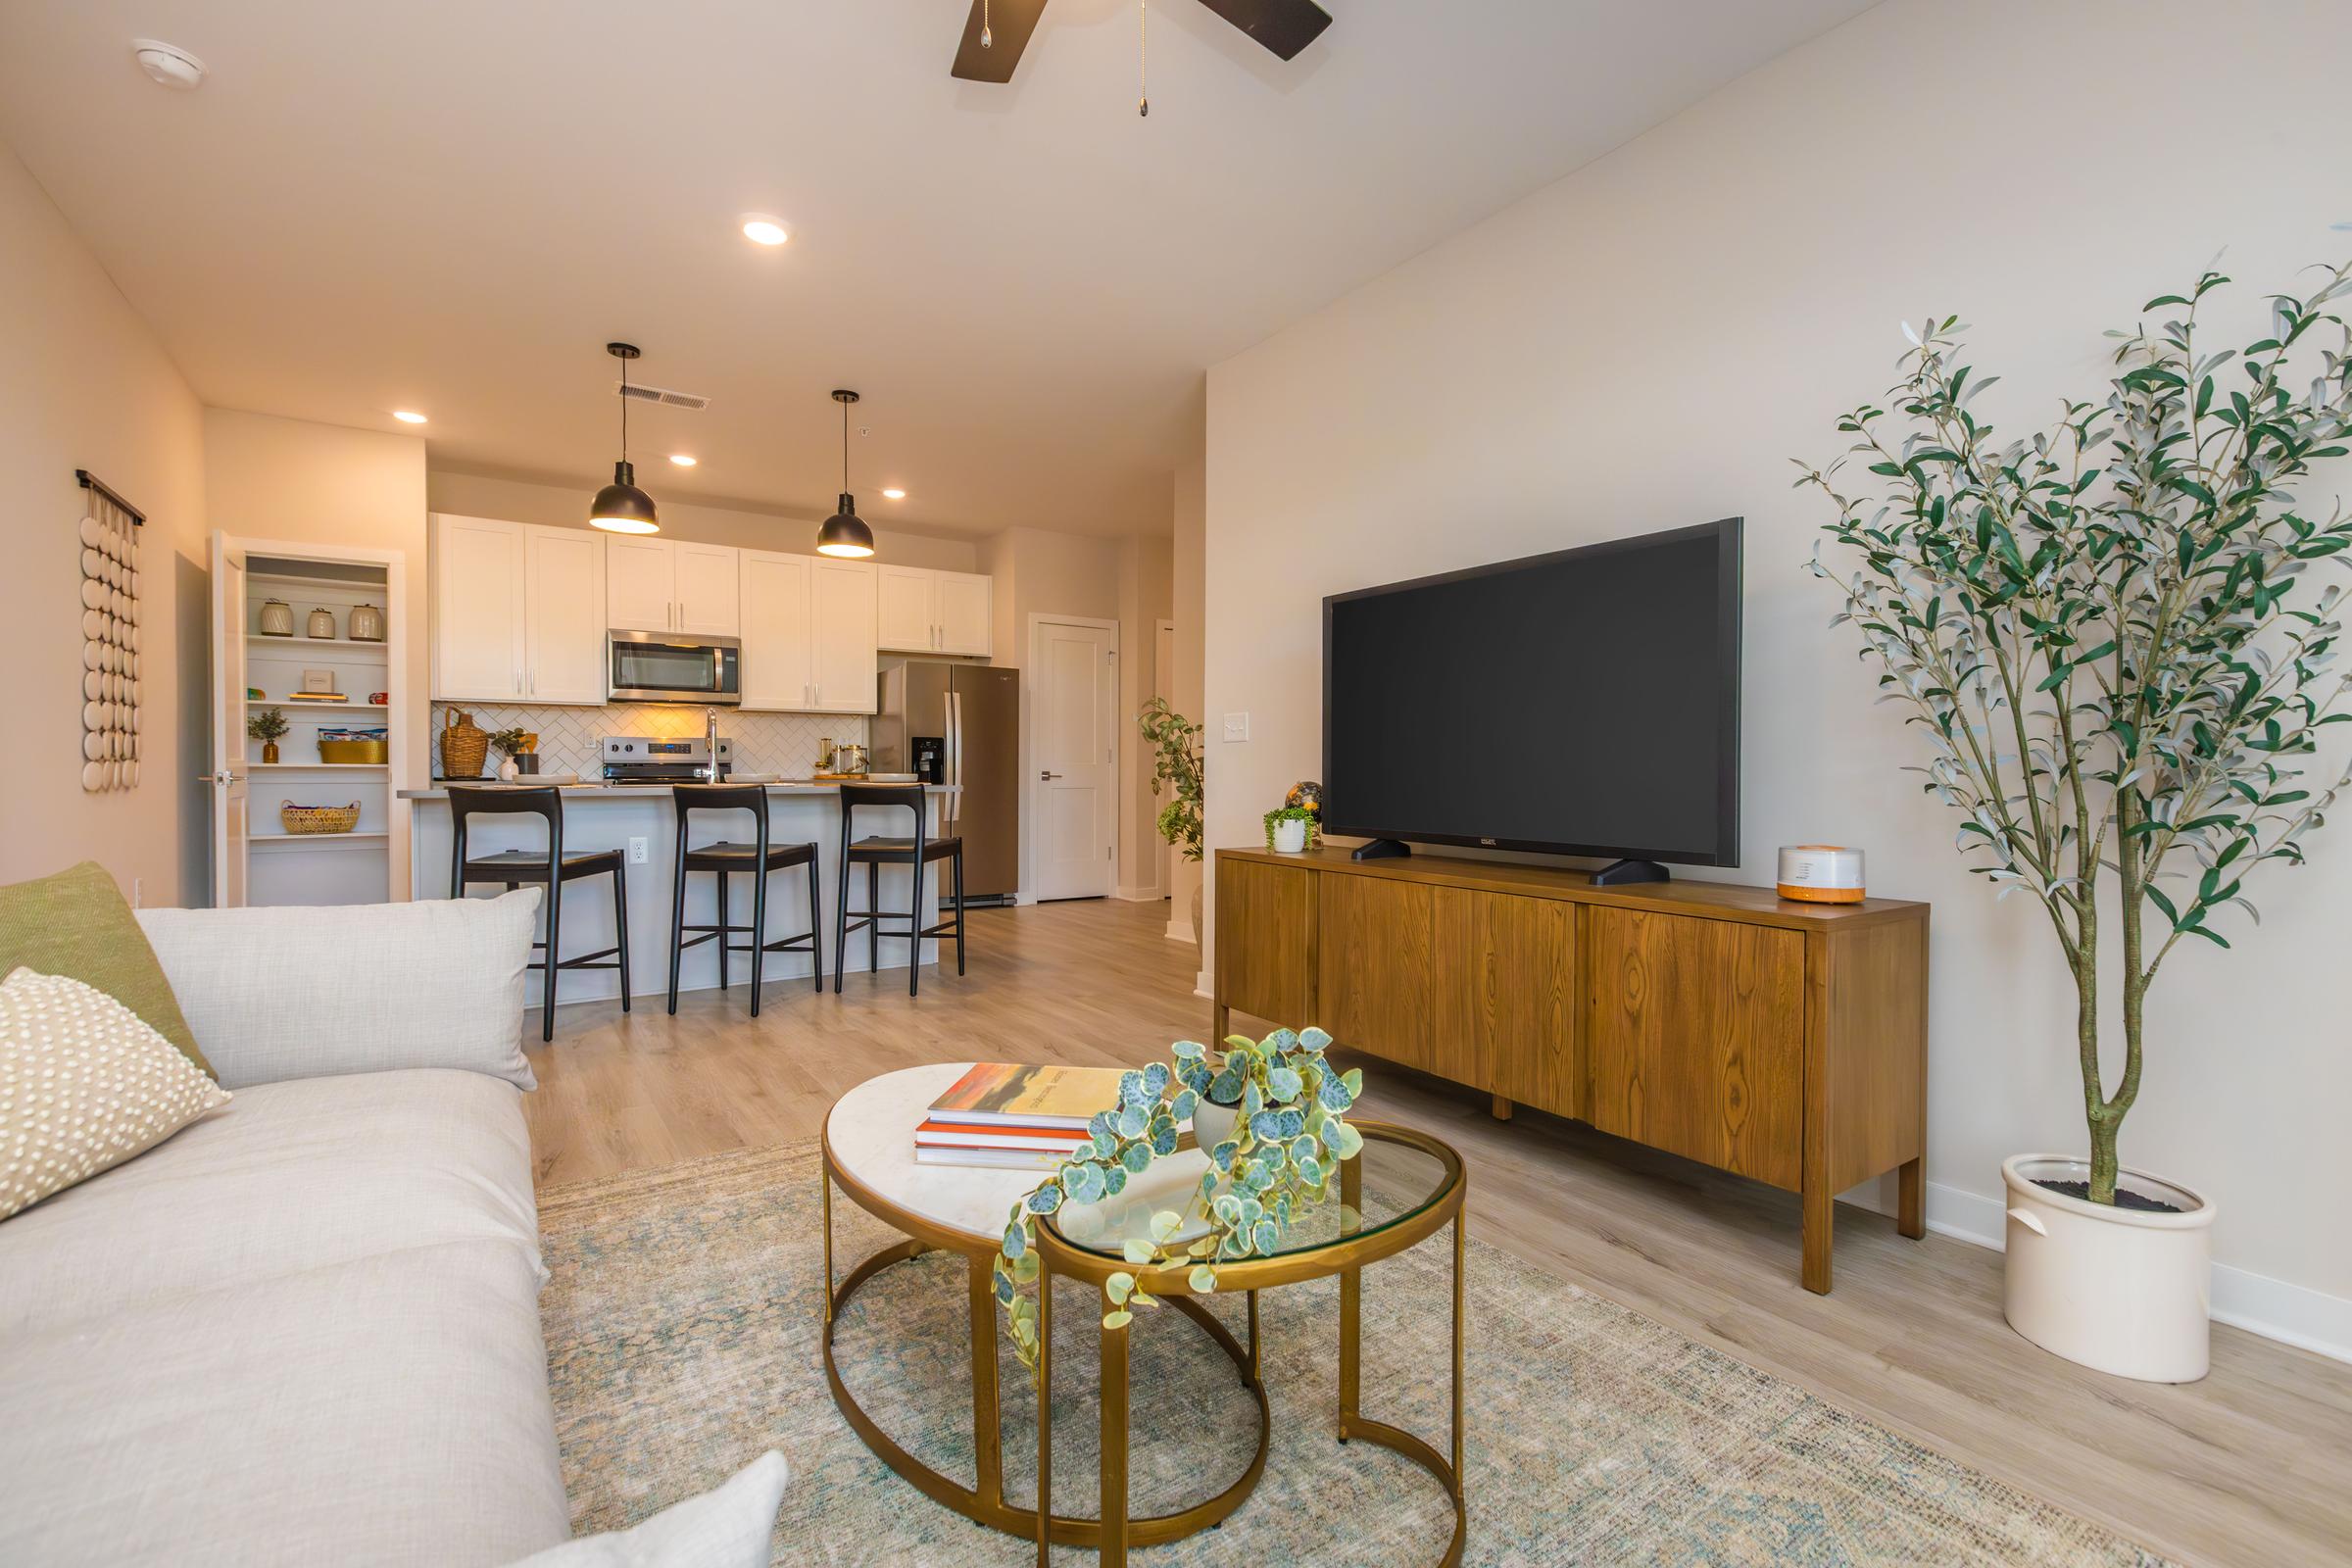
1263,804,1315,854
1139,697,1206,933
992,1027,1364,1370
1798,259,2352,1382
246,707,289,764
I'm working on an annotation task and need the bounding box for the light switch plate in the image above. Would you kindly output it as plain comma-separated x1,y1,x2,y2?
1222,712,1250,742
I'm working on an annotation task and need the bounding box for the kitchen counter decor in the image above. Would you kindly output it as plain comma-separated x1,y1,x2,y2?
279,801,362,835
441,710,490,780
73,472,145,795
346,602,386,642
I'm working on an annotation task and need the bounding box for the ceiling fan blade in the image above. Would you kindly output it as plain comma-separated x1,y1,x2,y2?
952,0,1049,82
1193,0,1332,62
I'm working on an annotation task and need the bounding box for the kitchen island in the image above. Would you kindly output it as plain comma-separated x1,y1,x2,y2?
400,781,960,1008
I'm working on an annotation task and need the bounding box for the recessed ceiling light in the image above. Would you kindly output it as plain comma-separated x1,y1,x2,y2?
881,488,906,500
740,215,789,246
392,410,427,424
669,454,697,466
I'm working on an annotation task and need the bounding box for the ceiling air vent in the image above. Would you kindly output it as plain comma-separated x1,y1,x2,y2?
616,381,711,412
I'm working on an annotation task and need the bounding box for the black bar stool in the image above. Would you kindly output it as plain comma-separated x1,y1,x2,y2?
667,784,822,1018
449,786,629,1043
836,783,964,997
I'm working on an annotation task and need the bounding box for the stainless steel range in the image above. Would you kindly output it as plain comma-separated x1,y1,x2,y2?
600,735,733,784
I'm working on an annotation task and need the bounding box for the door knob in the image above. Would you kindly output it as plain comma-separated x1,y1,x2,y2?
1040,770,1062,780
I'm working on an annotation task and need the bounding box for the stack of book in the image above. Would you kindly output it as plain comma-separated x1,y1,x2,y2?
914,1062,1127,1171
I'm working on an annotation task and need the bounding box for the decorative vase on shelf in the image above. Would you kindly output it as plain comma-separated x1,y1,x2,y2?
347,602,386,642
306,607,337,639
1272,817,1308,854
498,756,520,782
262,741,279,764
258,600,295,637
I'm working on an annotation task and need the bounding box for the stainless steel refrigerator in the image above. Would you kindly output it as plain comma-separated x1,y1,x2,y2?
872,662,1020,903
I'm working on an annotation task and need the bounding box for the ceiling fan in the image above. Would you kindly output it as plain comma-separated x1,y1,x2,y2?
950,0,1332,85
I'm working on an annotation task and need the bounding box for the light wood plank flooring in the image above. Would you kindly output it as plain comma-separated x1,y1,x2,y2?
523,896,2352,1568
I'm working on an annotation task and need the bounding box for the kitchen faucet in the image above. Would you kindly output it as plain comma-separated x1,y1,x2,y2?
701,706,722,783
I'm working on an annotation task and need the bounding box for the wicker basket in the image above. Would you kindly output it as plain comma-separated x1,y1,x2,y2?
279,801,362,835
441,710,489,780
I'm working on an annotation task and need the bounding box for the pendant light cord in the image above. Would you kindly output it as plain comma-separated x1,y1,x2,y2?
618,356,628,464
1139,0,1149,117
841,396,850,490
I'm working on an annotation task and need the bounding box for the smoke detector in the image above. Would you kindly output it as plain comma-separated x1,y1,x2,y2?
132,39,206,90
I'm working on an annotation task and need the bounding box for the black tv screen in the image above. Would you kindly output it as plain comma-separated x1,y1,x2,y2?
1321,517,1741,865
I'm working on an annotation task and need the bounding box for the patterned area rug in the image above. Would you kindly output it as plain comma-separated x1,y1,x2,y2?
536,1143,2167,1566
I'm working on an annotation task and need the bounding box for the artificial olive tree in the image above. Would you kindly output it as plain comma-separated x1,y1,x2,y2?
1798,260,2352,1203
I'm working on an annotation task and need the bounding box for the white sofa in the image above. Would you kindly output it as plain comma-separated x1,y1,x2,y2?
0,891,571,1566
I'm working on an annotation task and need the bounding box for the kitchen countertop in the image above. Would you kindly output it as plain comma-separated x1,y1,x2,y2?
398,779,960,801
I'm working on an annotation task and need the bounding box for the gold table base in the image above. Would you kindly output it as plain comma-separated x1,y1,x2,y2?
820,1150,1272,1550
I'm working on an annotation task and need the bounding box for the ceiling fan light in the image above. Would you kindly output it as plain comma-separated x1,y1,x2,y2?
590,460,661,534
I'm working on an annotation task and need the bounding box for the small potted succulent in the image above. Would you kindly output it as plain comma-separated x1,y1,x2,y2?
246,707,289,764
994,1027,1364,1370
487,727,537,781
1263,804,1315,854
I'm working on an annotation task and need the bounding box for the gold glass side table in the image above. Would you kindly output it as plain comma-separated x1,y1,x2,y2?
820,1063,1272,1552
1035,1119,1468,1568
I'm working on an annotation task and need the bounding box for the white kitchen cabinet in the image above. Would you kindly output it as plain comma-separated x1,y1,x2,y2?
810,559,878,711
431,514,612,707
738,550,813,710
739,550,877,713
875,565,993,658
605,537,741,635
675,542,740,636
605,536,674,632
936,570,993,657
522,527,607,704
429,514,525,702
877,565,936,653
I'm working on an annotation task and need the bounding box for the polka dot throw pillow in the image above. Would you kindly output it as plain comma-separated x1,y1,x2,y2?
1,965,230,1220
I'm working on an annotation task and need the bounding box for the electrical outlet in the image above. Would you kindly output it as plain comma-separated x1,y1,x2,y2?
628,837,650,864
1222,712,1250,743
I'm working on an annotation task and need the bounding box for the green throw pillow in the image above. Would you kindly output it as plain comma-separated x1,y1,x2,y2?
0,861,213,1079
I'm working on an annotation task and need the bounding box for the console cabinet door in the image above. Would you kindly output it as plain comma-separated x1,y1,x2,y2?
1316,874,1438,1071
1434,889,1578,1116
1585,907,1805,1190
1216,858,1317,1025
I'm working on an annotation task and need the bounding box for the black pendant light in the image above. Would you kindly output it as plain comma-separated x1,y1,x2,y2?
589,342,660,534
816,389,877,559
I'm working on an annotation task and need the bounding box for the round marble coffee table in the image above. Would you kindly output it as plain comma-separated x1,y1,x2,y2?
819,1062,1270,1551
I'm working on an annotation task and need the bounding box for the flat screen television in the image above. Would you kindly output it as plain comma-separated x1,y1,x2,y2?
1320,516,1740,879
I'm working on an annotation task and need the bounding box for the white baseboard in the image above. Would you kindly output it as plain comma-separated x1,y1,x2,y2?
1112,885,1164,903
1903,1179,2352,1365
1165,918,1197,945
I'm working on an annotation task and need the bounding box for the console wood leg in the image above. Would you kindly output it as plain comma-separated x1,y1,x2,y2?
1212,1001,1230,1042
1490,1093,1513,1122
1897,1156,1926,1240
1802,1179,1834,1295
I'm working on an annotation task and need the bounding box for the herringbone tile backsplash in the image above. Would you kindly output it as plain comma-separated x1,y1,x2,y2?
431,703,867,781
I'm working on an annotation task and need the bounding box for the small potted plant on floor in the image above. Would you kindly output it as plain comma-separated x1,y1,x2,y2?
1798,259,2352,1382
246,707,289,764
1140,698,1206,928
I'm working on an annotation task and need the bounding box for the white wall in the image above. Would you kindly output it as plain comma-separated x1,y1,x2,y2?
1,145,208,907
1203,0,2352,1348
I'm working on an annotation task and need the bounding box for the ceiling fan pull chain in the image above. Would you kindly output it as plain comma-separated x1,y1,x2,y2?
1139,0,1149,117
981,0,992,49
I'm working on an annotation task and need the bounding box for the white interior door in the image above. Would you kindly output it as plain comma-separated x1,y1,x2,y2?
209,532,249,908
523,526,606,704
738,549,813,710
1033,618,1117,901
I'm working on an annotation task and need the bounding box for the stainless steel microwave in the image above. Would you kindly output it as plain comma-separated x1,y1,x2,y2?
608,629,741,705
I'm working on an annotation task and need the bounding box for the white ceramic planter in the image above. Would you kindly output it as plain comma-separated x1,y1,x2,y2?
1271,818,1308,854
2001,1153,2216,1383
1192,1098,1239,1156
